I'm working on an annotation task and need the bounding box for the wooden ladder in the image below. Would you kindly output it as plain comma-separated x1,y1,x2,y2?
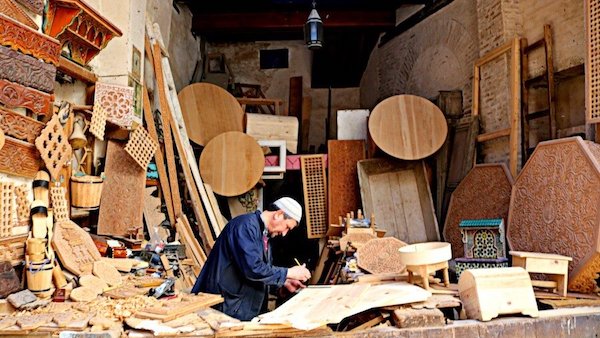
520,24,556,164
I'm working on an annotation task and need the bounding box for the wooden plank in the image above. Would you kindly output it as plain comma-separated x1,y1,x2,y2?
58,56,97,84
327,140,365,227
151,41,183,217
97,141,145,236
246,113,299,154
142,86,175,226
301,96,311,152
474,40,513,67
510,37,521,178
204,184,226,237
586,0,600,123
0,13,60,65
545,24,557,139
0,45,55,93
358,158,439,243
476,128,510,142
0,136,41,178
301,155,327,239
0,78,53,116
0,106,44,143
368,95,447,160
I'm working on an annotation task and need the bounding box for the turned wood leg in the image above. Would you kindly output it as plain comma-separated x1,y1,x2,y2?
443,267,450,287
408,270,414,284
420,267,430,290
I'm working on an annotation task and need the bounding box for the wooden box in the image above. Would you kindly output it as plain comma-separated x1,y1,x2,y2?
454,257,509,279
459,218,506,259
458,267,538,321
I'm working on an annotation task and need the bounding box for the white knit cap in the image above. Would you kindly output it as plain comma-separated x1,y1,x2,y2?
273,197,302,223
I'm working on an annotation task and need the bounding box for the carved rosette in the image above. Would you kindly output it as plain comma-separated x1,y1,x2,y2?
507,137,600,293
14,0,43,15
0,106,44,142
443,164,513,259
0,13,61,65
44,0,122,65
94,82,134,128
0,78,53,115
0,45,56,93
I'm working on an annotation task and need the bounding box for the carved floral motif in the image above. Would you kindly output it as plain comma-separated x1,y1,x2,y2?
0,106,44,142
94,82,134,128
14,0,43,15
507,137,600,293
0,78,53,115
0,136,42,178
0,13,61,65
0,45,56,93
443,164,513,259
0,0,38,29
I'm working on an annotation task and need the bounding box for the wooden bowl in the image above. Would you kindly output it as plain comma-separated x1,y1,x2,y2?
398,242,451,266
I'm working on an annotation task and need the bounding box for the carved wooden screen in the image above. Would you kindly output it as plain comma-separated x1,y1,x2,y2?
586,0,600,123
301,155,327,239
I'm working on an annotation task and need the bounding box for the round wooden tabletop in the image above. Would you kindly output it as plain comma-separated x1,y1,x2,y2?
199,131,264,197
368,95,447,160
177,83,244,146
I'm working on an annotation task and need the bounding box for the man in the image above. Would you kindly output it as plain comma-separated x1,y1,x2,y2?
192,197,311,321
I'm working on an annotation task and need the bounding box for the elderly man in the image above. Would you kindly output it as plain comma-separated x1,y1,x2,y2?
192,197,311,320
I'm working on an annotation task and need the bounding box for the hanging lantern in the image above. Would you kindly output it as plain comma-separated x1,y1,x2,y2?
304,1,323,50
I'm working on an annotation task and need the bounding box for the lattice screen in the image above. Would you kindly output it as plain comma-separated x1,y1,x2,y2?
0,182,14,238
301,155,327,239
50,187,69,223
125,126,157,169
587,0,600,123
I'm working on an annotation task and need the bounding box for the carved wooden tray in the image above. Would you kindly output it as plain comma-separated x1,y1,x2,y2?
0,13,60,65
0,106,45,143
507,137,600,293
94,82,134,129
52,220,101,276
97,141,145,236
35,114,72,179
0,136,42,178
124,126,157,169
0,45,56,93
0,78,53,116
0,0,37,29
443,164,513,259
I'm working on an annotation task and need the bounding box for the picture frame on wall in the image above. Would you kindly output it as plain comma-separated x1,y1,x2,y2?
131,46,142,81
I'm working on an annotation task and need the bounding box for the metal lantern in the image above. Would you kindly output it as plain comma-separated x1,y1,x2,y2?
304,1,323,50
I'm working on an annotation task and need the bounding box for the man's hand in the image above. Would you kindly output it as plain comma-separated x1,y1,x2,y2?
287,264,311,282
284,279,306,293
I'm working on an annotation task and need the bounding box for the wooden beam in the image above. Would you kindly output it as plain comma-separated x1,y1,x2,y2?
58,56,97,84
476,128,511,143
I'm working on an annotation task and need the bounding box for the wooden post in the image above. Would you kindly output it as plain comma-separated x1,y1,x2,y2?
510,37,521,178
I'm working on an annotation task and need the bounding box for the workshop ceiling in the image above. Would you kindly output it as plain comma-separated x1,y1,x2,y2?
177,0,452,88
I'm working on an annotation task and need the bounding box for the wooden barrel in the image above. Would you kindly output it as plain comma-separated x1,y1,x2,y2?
71,175,103,208
26,238,46,261
26,260,53,296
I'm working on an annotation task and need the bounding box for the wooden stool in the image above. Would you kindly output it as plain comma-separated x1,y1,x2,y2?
406,261,450,290
510,251,572,297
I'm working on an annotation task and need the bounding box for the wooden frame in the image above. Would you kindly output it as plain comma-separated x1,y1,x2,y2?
472,37,521,178
258,140,286,173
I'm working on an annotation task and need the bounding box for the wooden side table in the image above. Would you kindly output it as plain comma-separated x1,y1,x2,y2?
406,261,450,290
509,251,572,297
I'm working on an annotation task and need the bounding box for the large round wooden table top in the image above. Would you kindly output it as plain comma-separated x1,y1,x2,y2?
199,131,264,197
368,94,448,160
177,83,244,146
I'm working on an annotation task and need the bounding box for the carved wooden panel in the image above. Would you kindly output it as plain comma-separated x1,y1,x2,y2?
50,186,69,223
124,126,157,169
0,13,61,65
0,106,44,143
97,141,145,236
14,184,28,224
0,45,56,93
507,137,600,293
52,220,101,276
0,78,53,116
301,155,327,239
0,136,41,178
35,113,72,179
90,104,107,140
327,140,365,226
357,237,407,274
0,0,37,29
0,233,26,266
443,164,513,259
586,0,600,123
0,182,14,238
94,82,134,128
13,0,42,15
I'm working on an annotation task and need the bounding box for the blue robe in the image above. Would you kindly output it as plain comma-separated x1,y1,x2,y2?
191,211,288,320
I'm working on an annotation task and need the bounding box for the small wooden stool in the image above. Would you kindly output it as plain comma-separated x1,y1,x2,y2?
406,261,450,290
509,251,572,297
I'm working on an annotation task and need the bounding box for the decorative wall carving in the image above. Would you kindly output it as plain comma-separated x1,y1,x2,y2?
0,0,38,29
0,78,53,115
35,113,72,179
94,82,134,128
507,137,600,293
443,164,513,259
0,106,44,143
0,136,42,178
14,0,43,15
44,0,122,65
0,13,61,65
0,45,56,93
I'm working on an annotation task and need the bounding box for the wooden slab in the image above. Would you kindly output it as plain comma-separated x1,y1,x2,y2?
0,136,41,178
246,113,299,153
0,234,26,266
52,220,100,276
327,140,365,227
368,95,447,160
134,293,224,322
0,78,53,116
0,0,37,29
0,13,60,65
97,141,146,236
177,82,244,146
357,237,408,274
301,155,327,239
507,137,600,293
357,158,439,243
0,44,55,93
199,131,264,197
0,106,44,143
13,0,42,15
443,164,513,258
